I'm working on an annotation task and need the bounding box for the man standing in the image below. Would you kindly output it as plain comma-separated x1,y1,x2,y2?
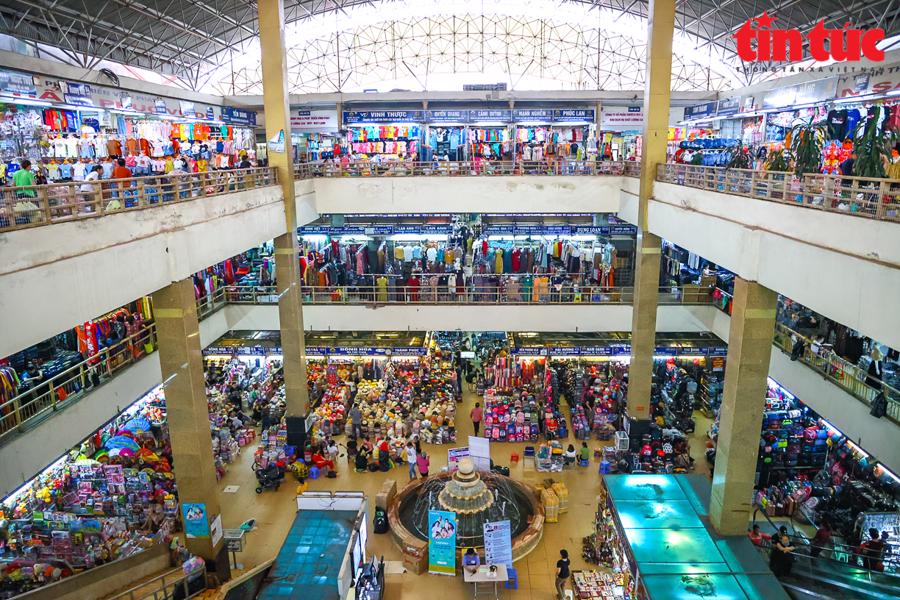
470,402,483,436
349,403,362,440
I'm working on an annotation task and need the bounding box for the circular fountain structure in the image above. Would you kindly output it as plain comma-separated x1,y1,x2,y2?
387,459,544,572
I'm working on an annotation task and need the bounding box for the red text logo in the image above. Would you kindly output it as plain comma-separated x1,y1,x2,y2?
734,12,885,63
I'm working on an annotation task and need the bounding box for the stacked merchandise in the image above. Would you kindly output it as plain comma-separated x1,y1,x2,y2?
0,387,175,596
347,125,421,158
482,388,541,443
672,138,740,166
310,378,351,439
571,571,629,600
254,420,289,470
471,237,618,287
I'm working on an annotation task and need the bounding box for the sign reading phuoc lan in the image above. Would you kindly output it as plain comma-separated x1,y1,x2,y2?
734,12,885,63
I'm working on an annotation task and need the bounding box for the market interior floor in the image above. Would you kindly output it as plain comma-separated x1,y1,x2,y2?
211,390,718,600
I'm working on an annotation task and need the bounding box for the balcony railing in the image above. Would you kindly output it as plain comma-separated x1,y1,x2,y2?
294,159,629,179
712,287,900,423
210,282,711,306
0,167,276,233
657,163,900,223
0,324,157,442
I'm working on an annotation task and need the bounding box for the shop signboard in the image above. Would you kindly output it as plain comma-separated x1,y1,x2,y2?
549,346,579,356
428,510,458,575
0,69,37,98
512,347,547,357
601,106,644,130
513,108,553,123
552,108,595,123
291,109,339,131
483,520,514,569
470,109,511,123
716,96,740,117
64,82,93,106
343,110,424,124
425,109,469,124
221,106,257,126
683,101,717,120
182,503,210,538
835,66,900,98
762,78,836,108
154,99,168,115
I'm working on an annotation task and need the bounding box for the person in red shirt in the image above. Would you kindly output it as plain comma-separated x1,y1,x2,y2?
110,158,134,206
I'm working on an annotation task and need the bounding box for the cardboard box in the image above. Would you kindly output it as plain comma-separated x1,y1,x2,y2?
376,479,397,510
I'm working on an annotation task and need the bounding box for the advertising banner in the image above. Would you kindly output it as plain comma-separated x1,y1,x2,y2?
182,503,210,538
291,109,339,131
448,447,470,472
483,520,513,568
600,106,643,129
0,69,37,97
428,510,458,575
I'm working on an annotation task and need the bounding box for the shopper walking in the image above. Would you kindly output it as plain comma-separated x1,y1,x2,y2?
555,549,571,600
416,450,430,478
470,402,483,436
406,442,417,480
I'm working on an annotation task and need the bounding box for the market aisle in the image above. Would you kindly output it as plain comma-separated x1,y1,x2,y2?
213,388,610,600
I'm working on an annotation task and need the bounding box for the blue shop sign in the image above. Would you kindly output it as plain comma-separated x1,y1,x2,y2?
715,97,740,117
221,106,257,126
0,70,37,97
513,347,548,357
552,109,595,123
426,110,470,124
513,108,553,122
684,102,717,120
343,110,424,124
470,109,512,123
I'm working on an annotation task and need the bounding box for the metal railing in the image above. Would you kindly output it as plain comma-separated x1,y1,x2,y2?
772,321,900,423
657,163,900,223
711,287,900,423
208,282,712,306
294,159,628,179
0,167,276,233
0,325,156,442
106,564,208,600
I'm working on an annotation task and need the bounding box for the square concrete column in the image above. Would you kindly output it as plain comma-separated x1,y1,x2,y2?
152,279,226,569
627,0,675,420
710,277,777,535
628,231,662,420
259,0,309,416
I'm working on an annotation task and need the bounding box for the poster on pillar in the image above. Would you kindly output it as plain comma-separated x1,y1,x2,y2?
268,129,285,153
182,503,211,538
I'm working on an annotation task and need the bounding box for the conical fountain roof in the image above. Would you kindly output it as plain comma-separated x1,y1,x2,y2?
438,458,495,515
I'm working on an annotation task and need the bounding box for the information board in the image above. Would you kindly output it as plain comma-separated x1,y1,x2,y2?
483,520,513,569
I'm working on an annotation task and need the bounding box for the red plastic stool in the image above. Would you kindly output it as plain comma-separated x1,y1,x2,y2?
510,453,520,463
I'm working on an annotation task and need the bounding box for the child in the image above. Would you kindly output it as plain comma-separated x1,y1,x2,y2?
296,477,308,495
417,451,430,478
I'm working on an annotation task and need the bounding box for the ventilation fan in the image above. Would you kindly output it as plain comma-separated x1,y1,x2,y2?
99,68,120,86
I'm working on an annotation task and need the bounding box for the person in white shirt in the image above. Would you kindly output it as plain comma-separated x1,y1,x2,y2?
79,165,103,212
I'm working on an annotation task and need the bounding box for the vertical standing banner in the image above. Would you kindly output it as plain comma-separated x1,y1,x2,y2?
483,520,513,569
428,510,458,575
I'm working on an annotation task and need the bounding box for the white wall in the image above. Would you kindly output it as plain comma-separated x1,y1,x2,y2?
222,303,713,332
310,176,625,214
0,303,235,498
619,184,900,349
0,187,287,357
688,305,900,471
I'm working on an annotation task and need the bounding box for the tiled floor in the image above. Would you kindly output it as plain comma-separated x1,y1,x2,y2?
216,390,716,599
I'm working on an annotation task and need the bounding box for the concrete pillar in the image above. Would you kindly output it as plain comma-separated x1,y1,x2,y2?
627,0,675,420
152,279,227,575
710,278,777,535
259,0,309,417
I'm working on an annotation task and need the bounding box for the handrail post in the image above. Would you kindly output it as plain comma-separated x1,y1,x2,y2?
876,180,888,219
12,396,22,429
137,179,146,207
38,186,51,224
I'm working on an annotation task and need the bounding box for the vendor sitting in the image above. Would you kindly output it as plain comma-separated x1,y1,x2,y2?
463,547,480,575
